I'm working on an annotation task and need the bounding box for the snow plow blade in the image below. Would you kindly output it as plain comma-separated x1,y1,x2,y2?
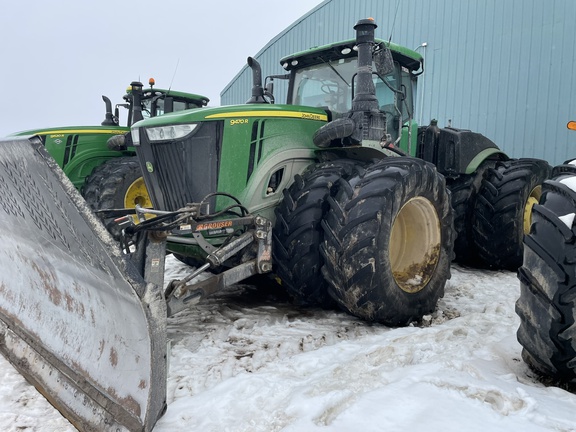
0,136,167,431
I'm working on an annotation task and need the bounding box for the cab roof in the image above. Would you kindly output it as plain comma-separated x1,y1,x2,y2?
279,38,423,73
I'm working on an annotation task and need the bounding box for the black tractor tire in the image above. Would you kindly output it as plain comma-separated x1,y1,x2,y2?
82,156,152,240
445,160,495,265
321,157,454,326
472,158,551,270
551,159,576,177
273,159,365,307
516,173,576,383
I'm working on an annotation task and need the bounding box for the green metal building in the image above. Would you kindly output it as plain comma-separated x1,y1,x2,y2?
221,0,576,165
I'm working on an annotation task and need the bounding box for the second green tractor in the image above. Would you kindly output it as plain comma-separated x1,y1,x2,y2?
11,79,209,237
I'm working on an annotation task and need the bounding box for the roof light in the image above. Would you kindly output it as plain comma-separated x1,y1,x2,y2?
282,62,289,70
568,121,576,131
291,59,299,66
149,77,155,87
341,47,352,55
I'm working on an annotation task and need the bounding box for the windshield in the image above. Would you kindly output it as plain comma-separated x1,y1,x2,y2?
141,97,202,118
291,57,414,125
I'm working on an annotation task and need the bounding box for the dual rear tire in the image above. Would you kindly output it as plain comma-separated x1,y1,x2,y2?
273,160,364,307
472,159,551,270
274,157,454,326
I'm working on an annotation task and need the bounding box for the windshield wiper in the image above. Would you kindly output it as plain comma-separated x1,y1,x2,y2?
320,58,350,88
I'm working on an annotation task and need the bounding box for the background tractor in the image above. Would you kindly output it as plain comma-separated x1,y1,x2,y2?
516,120,576,387
126,17,548,326
11,80,209,237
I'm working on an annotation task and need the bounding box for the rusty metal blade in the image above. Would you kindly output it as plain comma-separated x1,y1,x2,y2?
0,136,167,431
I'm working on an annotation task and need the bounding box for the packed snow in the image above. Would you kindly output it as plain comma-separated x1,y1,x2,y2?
1,255,576,431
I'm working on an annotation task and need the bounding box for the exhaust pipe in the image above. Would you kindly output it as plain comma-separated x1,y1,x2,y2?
348,18,387,143
313,18,387,147
128,81,145,126
101,95,118,126
246,57,267,104
351,18,379,112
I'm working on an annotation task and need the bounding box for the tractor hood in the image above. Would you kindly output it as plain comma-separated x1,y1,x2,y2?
9,125,128,137
131,104,328,214
131,103,329,129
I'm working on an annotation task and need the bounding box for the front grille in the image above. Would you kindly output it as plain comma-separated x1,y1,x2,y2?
137,121,223,211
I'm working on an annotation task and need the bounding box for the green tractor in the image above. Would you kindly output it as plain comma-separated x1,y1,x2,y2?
125,18,549,325
11,79,209,237
0,17,556,430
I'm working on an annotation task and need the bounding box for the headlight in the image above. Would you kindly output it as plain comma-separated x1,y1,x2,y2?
131,127,140,145
145,124,197,142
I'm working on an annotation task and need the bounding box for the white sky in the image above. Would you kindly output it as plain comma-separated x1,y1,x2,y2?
0,0,323,136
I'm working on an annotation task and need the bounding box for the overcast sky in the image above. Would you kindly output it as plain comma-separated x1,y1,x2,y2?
0,0,324,136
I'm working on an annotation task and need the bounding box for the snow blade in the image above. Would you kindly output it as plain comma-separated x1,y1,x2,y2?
0,137,167,431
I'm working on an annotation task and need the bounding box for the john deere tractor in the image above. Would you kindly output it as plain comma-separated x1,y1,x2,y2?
122,17,548,325
0,18,555,430
11,79,209,237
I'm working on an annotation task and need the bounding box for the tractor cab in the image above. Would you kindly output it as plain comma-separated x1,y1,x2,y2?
114,78,210,127
278,38,423,149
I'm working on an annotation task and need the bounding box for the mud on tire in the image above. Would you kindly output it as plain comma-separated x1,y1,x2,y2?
321,157,454,326
273,160,365,307
516,171,576,383
472,158,551,270
82,156,151,240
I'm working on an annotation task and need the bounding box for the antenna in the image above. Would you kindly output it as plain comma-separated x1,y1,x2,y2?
168,58,180,94
388,0,401,43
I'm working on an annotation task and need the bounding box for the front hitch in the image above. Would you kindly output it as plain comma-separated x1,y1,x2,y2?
164,215,273,316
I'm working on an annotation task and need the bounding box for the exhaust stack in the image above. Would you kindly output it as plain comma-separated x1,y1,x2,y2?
348,18,387,143
128,81,145,126
246,57,267,104
100,95,118,126
351,18,380,112
313,18,388,148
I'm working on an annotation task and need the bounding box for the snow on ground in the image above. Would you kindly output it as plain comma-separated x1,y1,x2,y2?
1,256,576,431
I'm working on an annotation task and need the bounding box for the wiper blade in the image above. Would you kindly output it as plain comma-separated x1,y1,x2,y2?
321,58,350,88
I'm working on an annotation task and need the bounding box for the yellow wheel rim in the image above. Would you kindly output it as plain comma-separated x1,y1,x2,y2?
523,185,542,234
390,197,441,293
124,177,153,223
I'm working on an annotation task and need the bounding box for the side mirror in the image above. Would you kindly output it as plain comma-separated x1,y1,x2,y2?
374,43,394,77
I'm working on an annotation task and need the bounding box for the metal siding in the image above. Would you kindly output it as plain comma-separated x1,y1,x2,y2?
221,0,576,165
